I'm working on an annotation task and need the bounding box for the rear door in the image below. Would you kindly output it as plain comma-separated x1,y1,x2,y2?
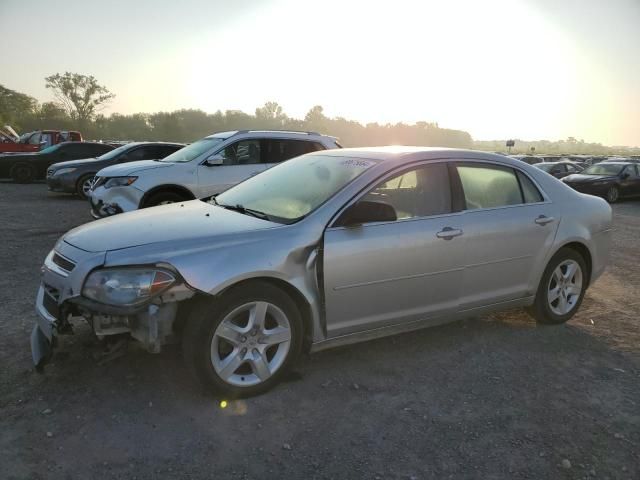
195,139,267,197
453,162,558,310
323,162,465,337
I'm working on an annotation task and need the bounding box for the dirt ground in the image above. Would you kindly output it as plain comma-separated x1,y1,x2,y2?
1,182,639,480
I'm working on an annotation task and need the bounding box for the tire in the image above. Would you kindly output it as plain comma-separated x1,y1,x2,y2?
182,281,303,398
528,247,588,325
143,191,187,208
10,163,36,183
75,173,96,199
606,186,619,203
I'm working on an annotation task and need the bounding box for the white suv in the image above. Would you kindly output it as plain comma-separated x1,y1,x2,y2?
89,130,341,218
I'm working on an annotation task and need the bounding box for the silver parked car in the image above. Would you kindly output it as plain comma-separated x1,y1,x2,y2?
33,147,612,396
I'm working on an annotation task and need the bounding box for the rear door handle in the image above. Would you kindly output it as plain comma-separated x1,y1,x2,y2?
436,227,463,240
535,215,555,226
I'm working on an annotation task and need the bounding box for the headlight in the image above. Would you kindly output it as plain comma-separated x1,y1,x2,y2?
104,176,137,189
53,167,77,176
82,268,176,306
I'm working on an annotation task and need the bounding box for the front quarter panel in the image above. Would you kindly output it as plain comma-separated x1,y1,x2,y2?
104,224,327,341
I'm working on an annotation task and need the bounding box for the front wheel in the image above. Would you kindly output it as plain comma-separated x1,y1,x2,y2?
606,186,619,203
76,173,96,199
182,281,303,397
528,247,587,325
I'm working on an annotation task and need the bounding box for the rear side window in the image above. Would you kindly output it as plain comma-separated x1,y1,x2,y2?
457,164,522,209
262,139,321,164
517,171,544,203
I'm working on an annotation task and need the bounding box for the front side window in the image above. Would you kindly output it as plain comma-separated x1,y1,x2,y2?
362,163,451,220
457,164,523,209
220,140,261,165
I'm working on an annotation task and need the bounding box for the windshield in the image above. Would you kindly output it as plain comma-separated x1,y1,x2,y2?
583,164,624,176
97,143,133,161
39,144,62,154
215,154,378,222
159,137,223,163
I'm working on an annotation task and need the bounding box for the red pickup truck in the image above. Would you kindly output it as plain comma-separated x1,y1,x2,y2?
0,126,83,153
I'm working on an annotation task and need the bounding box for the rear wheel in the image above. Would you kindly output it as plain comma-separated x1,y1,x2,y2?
76,173,96,199
144,191,187,208
10,163,36,183
182,281,303,397
606,186,619,203
528,247,587,325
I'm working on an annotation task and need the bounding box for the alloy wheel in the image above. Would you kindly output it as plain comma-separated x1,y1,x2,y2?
547,259,583,316
607,186,619,203
82,176,95,196
210,301,292,387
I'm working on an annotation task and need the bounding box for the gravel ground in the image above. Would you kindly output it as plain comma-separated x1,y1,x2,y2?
1,182,639,480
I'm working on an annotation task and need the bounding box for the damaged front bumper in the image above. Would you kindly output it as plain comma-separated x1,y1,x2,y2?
31,285,59,370
32,243,193,371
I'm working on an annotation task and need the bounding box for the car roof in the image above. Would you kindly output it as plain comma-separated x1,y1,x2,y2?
117,141,185,147
204,130,333,140
310,146,515,164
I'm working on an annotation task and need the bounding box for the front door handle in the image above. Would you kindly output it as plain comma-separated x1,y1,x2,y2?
535,215,555,226
436,227,463,240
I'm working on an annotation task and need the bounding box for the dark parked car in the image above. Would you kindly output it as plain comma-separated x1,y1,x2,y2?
47,142,185,199
0,142,114,183
562,162,640,203
534,161,584,179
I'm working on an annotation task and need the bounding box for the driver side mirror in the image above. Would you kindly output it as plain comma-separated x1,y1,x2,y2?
621,172,630,179
335,200,397,227
204,153,224,166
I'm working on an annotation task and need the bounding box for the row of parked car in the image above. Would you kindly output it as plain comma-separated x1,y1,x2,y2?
508,155,640,204
2,131,637,214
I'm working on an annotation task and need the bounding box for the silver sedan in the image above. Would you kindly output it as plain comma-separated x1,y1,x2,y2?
33,148,612,396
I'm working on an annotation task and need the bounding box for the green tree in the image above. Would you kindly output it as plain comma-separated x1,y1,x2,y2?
255,101,288,128
0,84,38,129
45,72,115,125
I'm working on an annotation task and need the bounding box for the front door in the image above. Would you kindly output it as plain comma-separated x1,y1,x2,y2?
196,139,267,197
323,162,465,337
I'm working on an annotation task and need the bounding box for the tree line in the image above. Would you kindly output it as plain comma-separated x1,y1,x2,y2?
1,73,636,154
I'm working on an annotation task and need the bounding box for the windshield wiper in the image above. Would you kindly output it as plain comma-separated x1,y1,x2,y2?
215,202,270,221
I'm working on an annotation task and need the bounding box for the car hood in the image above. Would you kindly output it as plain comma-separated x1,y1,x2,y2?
63,200,276,252
563,174,616,183
49,157,98,170
97,159,173,177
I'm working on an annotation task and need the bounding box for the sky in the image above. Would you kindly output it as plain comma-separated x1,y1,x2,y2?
1,0,638,146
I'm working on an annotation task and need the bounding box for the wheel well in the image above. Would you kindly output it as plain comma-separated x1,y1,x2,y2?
222,278,314,352
562,242,592,286
140,185,195,208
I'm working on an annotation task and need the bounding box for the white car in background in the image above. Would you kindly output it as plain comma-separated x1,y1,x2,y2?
88,130,341,218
